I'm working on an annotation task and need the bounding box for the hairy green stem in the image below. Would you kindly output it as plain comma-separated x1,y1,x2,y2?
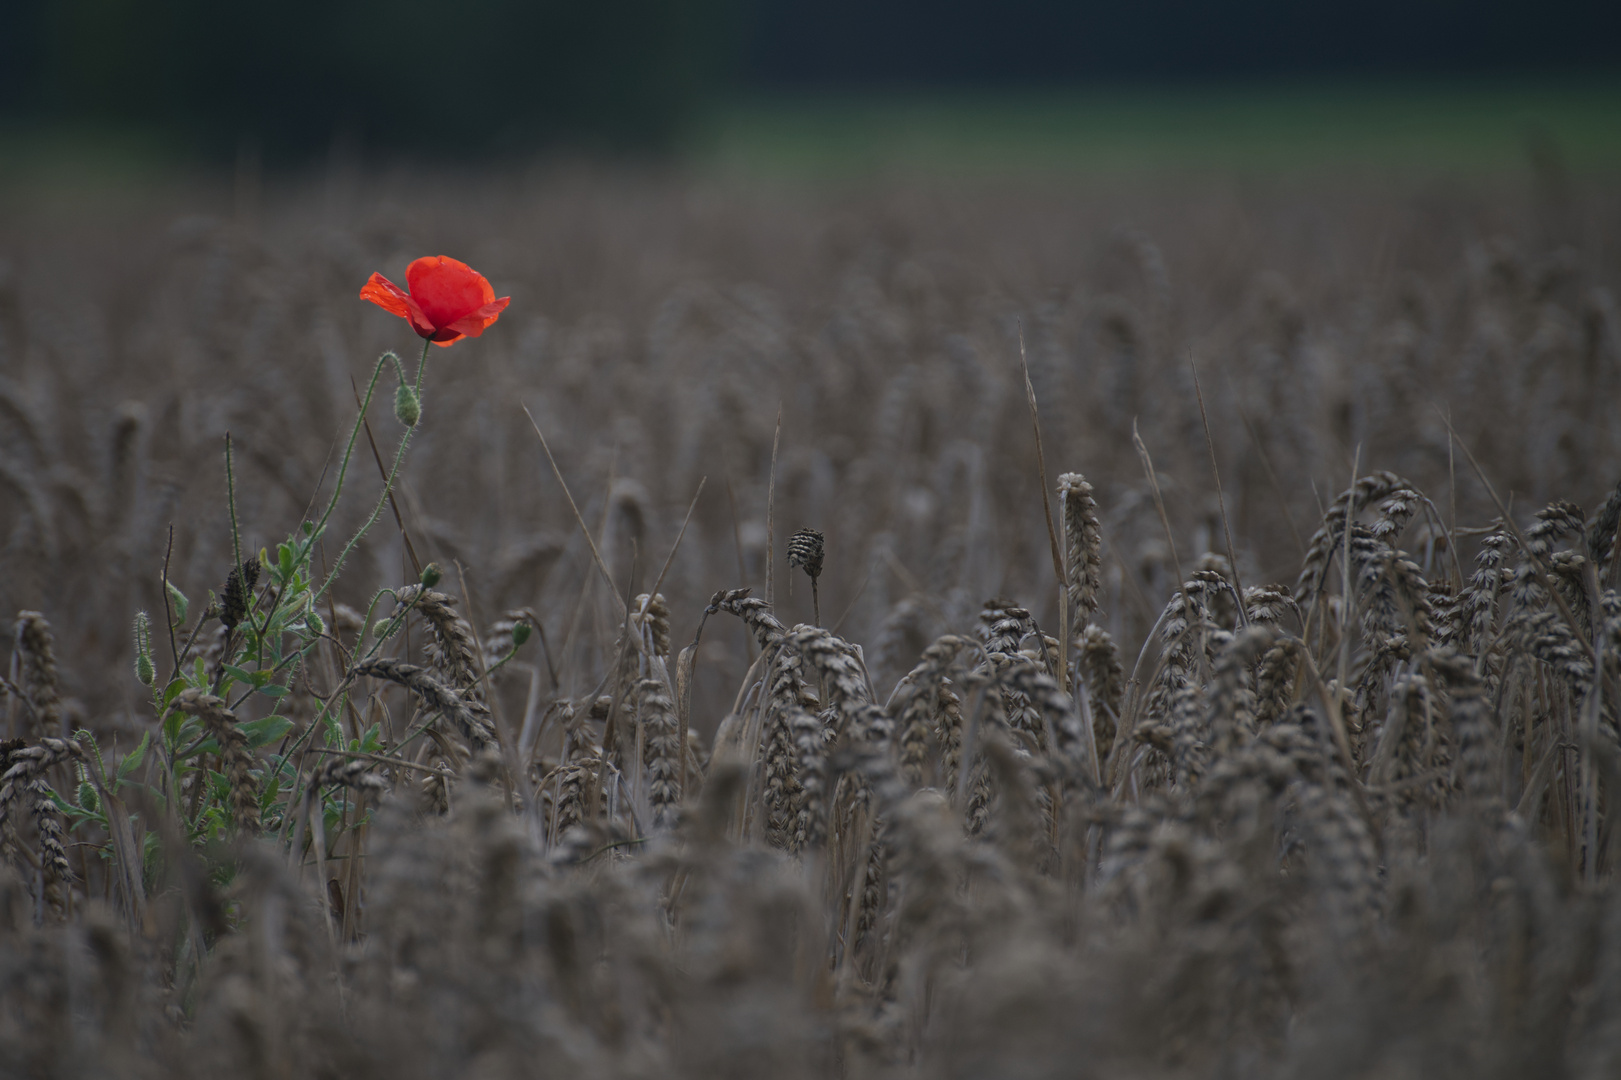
305,350,396,559
314,340,431,604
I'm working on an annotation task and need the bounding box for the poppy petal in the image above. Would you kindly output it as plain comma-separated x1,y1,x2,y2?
406,255,495,330
440,296,511,339
360,273,413,317
361,273,437,338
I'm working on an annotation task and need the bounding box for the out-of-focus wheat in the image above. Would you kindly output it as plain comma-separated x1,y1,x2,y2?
0,169,1618,1077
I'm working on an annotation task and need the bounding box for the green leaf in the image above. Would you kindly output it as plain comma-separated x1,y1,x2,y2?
193,805,225,841
162,679,187,707
242,715,292,749
165,582,189,626
118,732,152,781
180,735,219,759
222,664,270,688
256,684,290,699
49,789,99,823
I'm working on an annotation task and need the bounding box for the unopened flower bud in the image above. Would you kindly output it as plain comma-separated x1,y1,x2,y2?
133,611,155,686
165,582,189,626
395,381,420,427
510,620,532,648
420,562,443,588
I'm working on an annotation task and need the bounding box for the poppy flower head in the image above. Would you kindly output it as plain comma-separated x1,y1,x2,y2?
361,255,510,347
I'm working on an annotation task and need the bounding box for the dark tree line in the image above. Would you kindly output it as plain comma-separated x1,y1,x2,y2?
0,0,734,158
2,0,1616,159
741,0,1621,88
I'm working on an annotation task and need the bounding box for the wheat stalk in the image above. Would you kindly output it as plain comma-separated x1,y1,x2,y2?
174,688,261,832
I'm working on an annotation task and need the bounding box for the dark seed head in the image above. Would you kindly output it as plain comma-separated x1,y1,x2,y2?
221,557,260,630
787,528,825,580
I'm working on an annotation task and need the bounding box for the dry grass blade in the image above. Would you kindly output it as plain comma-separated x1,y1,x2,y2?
1190,357,1246,624
1019,324,1069,689
522,403,625,616
651,477,706,598
766,406,781,611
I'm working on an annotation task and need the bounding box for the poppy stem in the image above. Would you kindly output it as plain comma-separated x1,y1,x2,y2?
306,350,394,555
313,342,431,603
315,420,416,606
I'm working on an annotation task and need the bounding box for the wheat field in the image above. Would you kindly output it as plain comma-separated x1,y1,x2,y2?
2,161,1620,1077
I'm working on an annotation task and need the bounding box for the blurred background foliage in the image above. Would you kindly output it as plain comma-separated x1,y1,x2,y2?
1,0,735,157
1,0,1618,165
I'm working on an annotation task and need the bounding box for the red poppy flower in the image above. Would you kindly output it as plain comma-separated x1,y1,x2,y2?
360,256,510,347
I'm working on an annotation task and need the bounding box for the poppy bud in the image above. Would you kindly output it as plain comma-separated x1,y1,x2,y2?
133,611,155,686
305,609,326,637
395,381,420,427
420,562,443,588
165,582,189,627
510,620,532,648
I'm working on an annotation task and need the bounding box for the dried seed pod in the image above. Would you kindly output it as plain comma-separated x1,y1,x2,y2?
787,527,825,580
220,558,261,630
787,528,825,624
